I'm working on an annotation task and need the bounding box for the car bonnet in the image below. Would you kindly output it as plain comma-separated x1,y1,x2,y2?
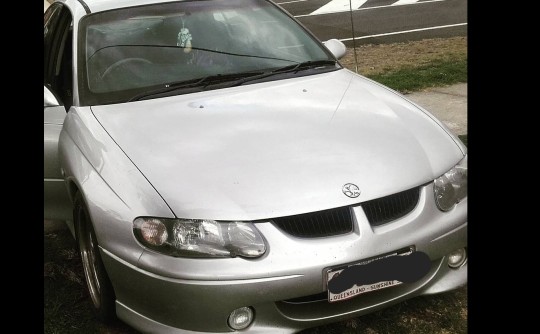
90,69,464,221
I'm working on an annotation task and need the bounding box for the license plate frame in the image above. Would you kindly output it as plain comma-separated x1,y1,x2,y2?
326,247,414,303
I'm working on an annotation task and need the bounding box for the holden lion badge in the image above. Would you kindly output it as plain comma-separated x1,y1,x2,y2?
342,183,360,198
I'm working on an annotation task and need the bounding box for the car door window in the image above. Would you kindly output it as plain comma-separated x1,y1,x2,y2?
44,4,63,85
44,4,74,110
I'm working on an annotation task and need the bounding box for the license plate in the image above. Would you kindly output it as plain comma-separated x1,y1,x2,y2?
327,247,430,303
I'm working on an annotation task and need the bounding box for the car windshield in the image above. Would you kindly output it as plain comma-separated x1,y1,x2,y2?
78,0,338,105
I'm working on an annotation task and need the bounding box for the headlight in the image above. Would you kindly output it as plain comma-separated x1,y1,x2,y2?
433,155,467,211
133,217,266,258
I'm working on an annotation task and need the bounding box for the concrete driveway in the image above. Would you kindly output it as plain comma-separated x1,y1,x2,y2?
405,83,467,136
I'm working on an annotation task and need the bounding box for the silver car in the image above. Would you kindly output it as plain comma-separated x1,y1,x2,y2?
44,0,467,333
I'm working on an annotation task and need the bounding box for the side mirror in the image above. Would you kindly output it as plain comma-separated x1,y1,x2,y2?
44,86,61,107
44,86,66,124
323,39,347,60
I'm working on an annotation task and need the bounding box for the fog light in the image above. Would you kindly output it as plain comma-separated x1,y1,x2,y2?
228,307,254,330
447,248,467,268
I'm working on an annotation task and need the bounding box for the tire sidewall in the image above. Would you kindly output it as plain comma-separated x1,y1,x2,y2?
74,191,116,323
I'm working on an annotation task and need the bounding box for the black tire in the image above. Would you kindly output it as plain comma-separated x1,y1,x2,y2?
74,191,116,323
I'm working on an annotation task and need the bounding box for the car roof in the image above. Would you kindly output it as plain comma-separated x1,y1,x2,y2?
80,0,185,13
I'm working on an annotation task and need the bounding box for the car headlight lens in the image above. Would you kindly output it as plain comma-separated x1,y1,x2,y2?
133,217,266,258
139,218,169,246
433,155,467,211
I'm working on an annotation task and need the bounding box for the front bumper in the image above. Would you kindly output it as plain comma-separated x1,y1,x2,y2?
103,245,466,333
101,185,467,333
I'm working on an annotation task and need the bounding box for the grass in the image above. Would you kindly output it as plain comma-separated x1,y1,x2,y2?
367,58,467,93
340,36,467,93
44,37,467,333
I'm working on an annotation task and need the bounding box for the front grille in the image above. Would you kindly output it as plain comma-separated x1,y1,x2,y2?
271,186,420,237
362,187,420,226
271,206,353,238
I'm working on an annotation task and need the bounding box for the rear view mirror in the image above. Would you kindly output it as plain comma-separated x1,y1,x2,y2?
323,39,347,60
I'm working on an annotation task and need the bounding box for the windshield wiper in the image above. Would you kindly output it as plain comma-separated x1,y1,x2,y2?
277,59,338,73
129,71,266,101
129,59,337,101
228,59,338,87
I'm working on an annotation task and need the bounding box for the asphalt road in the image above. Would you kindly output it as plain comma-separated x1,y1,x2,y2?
275,0,467,45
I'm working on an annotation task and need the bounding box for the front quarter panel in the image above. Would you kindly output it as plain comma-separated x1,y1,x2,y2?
59,106,175,266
